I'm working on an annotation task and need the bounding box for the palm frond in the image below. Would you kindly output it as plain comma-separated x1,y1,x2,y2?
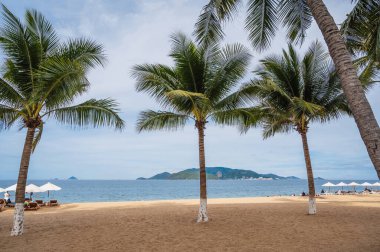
0,5,39,95
194,0,242,46
206,43,251,102
25,8,59,56
36,57,89,109
165,90,210,117
292,97,325,116
302,41,329,100
137,110,189,132
57,38,106,69
132,63,181,108
278,0,312,45
169,32,205,93
245,0,279,51
31,122,43,152
0,103,22,130
211,107,263,133
0,77,25,105
341,0,380,70
49,99,125,130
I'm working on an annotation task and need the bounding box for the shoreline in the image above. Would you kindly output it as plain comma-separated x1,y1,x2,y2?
2,194,379,214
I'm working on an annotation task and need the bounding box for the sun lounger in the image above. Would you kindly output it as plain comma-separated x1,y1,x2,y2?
0,199,6,212
35,200,45,207
24,202,39,211
48,200,59,207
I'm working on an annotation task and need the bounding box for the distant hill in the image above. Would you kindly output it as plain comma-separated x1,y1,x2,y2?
68,176,78,180
314,177,325,180
137,167,299,180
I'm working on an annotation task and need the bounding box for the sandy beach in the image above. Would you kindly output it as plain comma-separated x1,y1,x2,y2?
1,195,380,251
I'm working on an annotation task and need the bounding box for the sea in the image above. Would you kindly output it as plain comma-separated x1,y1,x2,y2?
0,179,378,203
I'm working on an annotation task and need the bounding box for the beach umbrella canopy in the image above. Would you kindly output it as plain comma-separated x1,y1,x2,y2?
39,182,61,198
39,182,61,192
361,182,372,187
322,182,336,187
321,182,335,192
348,182,360,186
25,184,43,193
5,184,17,191
336,182,348,191
336,182,348,186
372,182,380,186
348,182,360,191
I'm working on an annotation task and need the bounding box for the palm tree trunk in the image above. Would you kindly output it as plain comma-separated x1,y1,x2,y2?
11,127,35,236
306,0,380,179
300,131,316,215
196,120,208,222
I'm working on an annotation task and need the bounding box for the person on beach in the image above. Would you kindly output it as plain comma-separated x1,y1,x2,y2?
4,191,10,204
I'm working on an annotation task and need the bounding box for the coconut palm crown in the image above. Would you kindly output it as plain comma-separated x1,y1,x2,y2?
235,41,350,214
0,5,124,236
132,32,251,222
341,0,380,85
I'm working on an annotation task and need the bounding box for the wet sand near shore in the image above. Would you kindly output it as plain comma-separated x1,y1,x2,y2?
1,195,379,251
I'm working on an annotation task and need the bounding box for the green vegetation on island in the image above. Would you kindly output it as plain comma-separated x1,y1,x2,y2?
137,167,300,180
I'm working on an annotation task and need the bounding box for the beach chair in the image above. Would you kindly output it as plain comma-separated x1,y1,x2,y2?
24,202,39,211
0,199,6,212
35,200,45,207
48,200,59,207
6,202,15,208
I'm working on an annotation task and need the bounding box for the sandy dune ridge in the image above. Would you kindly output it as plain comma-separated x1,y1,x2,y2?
1,195,379,251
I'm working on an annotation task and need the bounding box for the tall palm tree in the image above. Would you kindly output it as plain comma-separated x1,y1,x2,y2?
194,0,380,178
232,42,350,214
341,0,380,84
0,6,125,236
132,32,251,222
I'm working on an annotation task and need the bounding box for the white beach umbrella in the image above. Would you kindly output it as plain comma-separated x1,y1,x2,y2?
322,182,335,187
25,184,43,201
336,182,348,190
348,182,360,191
5,184,17,191
322,182,335,192
25,184,43,193
361,182,372,187
39,182,61,198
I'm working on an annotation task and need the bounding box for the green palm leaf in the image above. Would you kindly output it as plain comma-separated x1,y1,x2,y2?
136,110,189,132
49,99,124,130
194,0,242,46
278,0,312,45
245,0,279,51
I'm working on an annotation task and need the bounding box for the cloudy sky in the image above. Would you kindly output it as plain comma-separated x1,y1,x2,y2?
0,0,379,180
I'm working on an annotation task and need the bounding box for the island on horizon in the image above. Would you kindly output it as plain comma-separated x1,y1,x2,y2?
137,167,301,180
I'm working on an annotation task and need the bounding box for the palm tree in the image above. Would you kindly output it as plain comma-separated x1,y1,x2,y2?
194,0,380,178
341,0,380,84
233,42,350,214
132,32,251,222
0,6,125,236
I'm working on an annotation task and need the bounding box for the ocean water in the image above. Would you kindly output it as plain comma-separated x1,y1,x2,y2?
0,179,378,203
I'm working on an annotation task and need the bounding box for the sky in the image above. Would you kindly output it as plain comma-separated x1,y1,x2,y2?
0,0,379,180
